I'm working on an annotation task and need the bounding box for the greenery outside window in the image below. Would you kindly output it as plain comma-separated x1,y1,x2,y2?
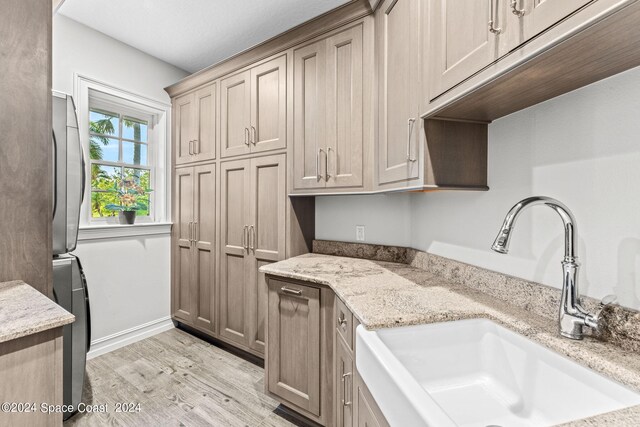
89,106,154,221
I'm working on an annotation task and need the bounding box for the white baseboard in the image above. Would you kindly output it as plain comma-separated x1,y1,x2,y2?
87,316,174,360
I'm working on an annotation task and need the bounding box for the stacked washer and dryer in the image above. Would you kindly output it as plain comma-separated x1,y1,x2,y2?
52,92,91,420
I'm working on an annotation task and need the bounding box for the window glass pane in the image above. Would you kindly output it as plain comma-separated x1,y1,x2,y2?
91,165,121,190
89,110,119,136
90,192,119,218
122,117,148,142
122,141,148,165
123,168,151,217
89,136,119,162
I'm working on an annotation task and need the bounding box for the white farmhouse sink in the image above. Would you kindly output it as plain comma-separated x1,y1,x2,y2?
356,319,640,427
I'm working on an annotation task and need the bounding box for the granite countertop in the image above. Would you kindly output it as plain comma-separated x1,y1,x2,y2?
0,280,75,344
260,253,640,426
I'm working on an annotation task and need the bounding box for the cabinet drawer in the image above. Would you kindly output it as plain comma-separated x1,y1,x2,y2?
336,297,353,350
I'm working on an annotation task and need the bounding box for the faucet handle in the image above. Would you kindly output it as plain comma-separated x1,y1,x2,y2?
587,295,618,329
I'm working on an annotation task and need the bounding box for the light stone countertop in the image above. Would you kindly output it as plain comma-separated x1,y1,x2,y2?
260,253,640,426
0,280,75,344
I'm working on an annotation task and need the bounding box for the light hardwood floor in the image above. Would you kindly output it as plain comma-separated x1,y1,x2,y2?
65,328,306,427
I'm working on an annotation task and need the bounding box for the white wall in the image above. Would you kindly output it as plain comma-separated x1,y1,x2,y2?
316,66,640,310
53,14,189,355
53,14,187,103
73,235,172,357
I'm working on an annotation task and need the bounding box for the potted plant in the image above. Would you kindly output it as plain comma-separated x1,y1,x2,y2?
105,178,152,225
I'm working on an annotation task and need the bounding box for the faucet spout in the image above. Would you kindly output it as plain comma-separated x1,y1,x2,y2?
491,196,597,340
491,196,577,261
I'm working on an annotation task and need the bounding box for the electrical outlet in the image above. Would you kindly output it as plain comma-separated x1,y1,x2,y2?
356,225,365,242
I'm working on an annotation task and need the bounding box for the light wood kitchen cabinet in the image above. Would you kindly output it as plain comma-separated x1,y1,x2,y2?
427,0,501,99
266,277,334,425
336,334,354,427
219,154,286,355
355,372,388,427
174,83,217,165
221,55,287,158
172,164,216,333
428,0,594,100
376,0,421,186
293,24,365,191
522,0,593,40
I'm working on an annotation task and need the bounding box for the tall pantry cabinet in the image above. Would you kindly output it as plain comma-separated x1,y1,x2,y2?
170,51,313,358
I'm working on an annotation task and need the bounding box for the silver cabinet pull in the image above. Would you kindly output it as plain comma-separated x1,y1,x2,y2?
250,125,257,145
406,118,416,162
193,139,199,154
316,148,322,181
188,221,193,244
489,0,502,34
188,140,193,155
511,0,525,16
342,372,353,406
244,127,250,146
280,287,302,296
319,148,326,180
249,225,255,252
325,147,332,181
194,221,199,242
242,225,249,251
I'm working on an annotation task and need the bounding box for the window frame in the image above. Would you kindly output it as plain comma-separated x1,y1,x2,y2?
74,74,171,232
88,102,155,223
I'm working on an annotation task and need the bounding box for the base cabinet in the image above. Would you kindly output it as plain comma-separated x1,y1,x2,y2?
265,275,388,427
266,277,334,425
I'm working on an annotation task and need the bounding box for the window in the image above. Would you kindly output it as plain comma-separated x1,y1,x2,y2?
88,107,153,219
75,75,170,230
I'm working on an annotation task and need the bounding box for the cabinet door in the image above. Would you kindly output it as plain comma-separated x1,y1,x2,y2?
172,167,193,322
221,71,251,158
377,0,421,185
219,159,251,346
250,56,287,153
336,336,354,427
174,93,196,165
523,0,592,41
192,164,216,332
325,25,364,189
428,0,499,98
293,40,327,190
267,280,321,416
246,154,286,354
192,83,217,163
356,388,381,427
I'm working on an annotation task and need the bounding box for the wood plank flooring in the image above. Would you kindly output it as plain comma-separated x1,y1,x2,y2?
65,328,307,427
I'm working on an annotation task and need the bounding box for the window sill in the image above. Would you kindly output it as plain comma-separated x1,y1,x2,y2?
78,222,172,241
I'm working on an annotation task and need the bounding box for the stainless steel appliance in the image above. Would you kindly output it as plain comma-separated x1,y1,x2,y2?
52,92,84,255
52,254,90,419
52,92,91,420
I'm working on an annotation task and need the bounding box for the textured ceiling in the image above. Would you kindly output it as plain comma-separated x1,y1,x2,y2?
59,0,350,73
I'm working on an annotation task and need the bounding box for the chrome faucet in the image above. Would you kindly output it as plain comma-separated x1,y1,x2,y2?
491,196,599,340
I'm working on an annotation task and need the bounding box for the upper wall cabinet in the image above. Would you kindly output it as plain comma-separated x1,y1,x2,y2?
220,55,287,158
522,0,592,40
174,83,217,165
427,0,500,99
428,0,593,100
292,24,366,192
377,0,421,186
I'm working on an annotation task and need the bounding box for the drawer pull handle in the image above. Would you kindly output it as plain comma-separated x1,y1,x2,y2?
281,287,302,296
